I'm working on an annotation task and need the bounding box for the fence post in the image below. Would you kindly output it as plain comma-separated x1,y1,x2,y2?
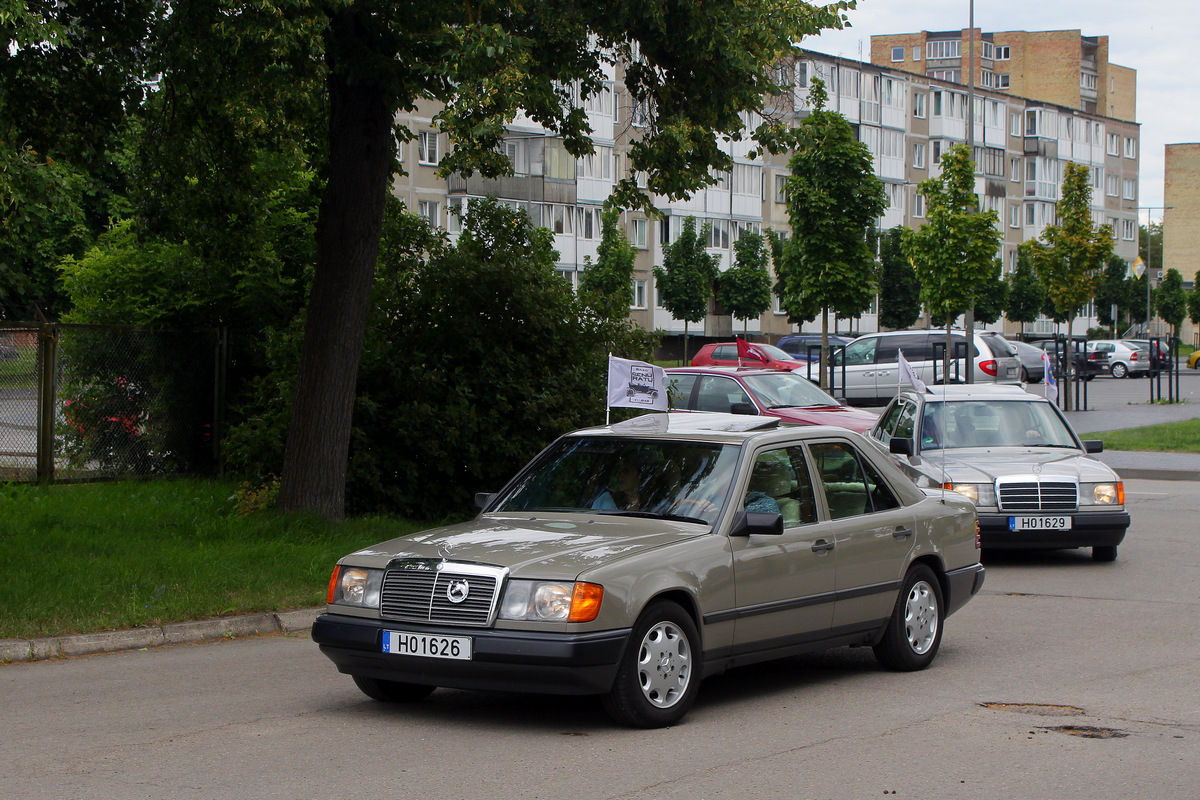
36,323,58,484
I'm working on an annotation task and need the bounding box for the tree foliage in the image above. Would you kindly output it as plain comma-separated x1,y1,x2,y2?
579,206,636,321
655,216,719,360
1156,268,1187,334
718,231,773,334
226,198,653,519
1005,243,1044,331
1189,271,1200,327
973,263,1009,326
876,227,921,330
902,144,1001,327
778,80,885,323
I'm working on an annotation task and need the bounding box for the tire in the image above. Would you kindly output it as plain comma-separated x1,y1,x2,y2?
352,675,436,703
1111,362,1128,379
603,601,701,728
1092,545,1118,562
873,564,944,671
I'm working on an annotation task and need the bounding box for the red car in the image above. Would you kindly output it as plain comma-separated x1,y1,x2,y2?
690,341,810,373
666,367,879,432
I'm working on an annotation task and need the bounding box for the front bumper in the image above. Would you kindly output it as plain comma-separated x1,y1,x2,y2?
312,613,631,696
977,510,1130,551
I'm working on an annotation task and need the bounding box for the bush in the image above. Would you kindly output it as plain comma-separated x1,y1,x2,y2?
226,198,654,519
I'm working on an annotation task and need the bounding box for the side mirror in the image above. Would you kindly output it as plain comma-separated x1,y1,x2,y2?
729,510,784,537
1082,440,1103,454
889,437,915,457
729,402,758,416
475,492,496,510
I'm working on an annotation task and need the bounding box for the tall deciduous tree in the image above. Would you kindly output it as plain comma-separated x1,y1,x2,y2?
580,206,637,322
902,143,1001,380
778,79,886,387
655,216,720,363
1027,161,1114,408
718,231,773,335
877,227,921,330
1094,254,1134,336
1006,242,1044,337
1157,268,1187,341
1189,271,1200,328
274,0,855,517
973,264,1009,326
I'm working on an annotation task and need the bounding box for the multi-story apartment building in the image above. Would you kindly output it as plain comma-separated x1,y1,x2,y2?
1164,143,1199,345
390,43,1140,343
870,29,1136,122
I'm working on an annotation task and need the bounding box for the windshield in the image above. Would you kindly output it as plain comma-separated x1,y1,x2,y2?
494,437,741,525
740,372,840,408
920,400,1078,450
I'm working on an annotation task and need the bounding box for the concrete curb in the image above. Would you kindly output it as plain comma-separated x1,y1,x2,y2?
0,607,323,665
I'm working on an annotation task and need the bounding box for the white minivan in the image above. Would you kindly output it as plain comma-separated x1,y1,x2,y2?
831,329,1023,405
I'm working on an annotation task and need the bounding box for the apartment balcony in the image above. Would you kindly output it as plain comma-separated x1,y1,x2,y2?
447,173,577,206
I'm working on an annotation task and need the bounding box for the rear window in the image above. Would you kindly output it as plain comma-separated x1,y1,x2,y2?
981,335,1016,357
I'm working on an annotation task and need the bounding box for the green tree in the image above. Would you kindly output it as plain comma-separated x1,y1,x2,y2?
1189,271,1200,327
718,230,773,335
1157,268,1187,341
902,143,1001,377
1006,243,1044,336
655,217,720,363
1027,161,1114,408
877,227,921,330
778,79,886,386
973,264,1009,326
580,206,637,321
1094,254,1133,336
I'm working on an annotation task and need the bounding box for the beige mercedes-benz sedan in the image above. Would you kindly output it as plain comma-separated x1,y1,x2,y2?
313,412,984,728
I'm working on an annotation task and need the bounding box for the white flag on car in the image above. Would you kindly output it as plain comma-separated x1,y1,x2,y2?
607,355,668,411
898,349,930,394
1042,352,1058,404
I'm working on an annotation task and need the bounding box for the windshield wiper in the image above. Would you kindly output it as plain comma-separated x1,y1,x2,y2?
593,510,711,525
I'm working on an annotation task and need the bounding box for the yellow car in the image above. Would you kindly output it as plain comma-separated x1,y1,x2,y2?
1188,349,1200,369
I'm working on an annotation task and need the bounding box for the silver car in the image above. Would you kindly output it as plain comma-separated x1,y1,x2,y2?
869,385,1130,562
314,413,984,727
832,329,1022,405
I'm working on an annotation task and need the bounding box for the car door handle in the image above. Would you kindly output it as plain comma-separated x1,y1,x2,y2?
892,527,913,539
812,539,835,552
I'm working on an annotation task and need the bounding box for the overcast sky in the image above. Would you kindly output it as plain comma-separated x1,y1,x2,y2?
802,0,1195,220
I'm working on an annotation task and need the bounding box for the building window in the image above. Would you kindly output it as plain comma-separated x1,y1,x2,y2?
926,39,961,60
930,69,961,82
578,206,602,240
996,74,1010,89
775,174,787,203
1122,219,1137,241
1009,202,1021,229
446,198,465,233
1009,157,1021,182
995,45,1010,60
891,46,905,62
417,200,439,226
913,46,922,61
1123,178,1137,201
1081,72,1098,91
932,140,945,164
707,219,730,250
979,70,994,89
632,279,647,309
911,91,926,119
1107,133,1120,155
912,190,926,218
1124,137,1138,159
418,131,439,165
913,142,926,169
1105,173,1119,197
981,42,995,60
630,218,648,249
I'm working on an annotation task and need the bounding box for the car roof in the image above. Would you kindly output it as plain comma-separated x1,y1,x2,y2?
896,384,1043,403
666,366,796,377
572,412,864,445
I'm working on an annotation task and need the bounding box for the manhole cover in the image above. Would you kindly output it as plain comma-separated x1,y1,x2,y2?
980,702,1086,716
1043,725,1129,739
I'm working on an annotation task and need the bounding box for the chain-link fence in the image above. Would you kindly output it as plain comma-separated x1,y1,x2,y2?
0,324,224,483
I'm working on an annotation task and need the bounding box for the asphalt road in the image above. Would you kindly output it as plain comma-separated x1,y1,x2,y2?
2,479,1197,800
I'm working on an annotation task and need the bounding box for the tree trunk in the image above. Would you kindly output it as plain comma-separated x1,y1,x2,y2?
276,10,394,519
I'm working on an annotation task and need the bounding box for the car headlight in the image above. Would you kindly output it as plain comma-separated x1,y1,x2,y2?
327,565,383,608
1083,482,1123,506
499,580,603,623
941,483,996,507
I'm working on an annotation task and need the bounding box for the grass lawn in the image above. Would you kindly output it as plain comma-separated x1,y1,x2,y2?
1087,418,1200,454
0,479,427,641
